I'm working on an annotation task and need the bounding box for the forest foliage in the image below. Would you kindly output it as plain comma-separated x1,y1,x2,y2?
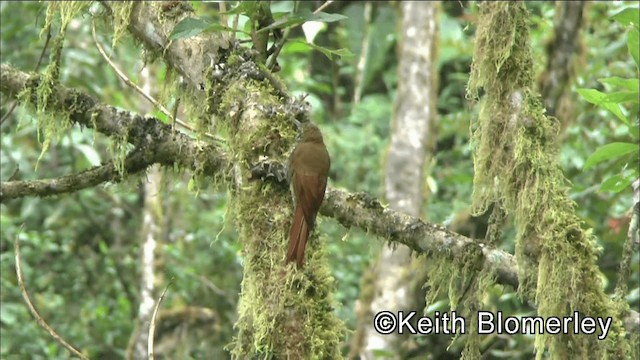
0,1,638,358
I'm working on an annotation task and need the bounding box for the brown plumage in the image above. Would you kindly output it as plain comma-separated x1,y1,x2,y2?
286,123,330,267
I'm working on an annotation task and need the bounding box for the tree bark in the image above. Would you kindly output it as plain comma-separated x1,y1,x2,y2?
357,2,438,358
538,1,585,131
128,66,165,360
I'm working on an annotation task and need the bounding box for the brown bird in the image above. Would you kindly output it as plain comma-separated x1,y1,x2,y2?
287,122,330,267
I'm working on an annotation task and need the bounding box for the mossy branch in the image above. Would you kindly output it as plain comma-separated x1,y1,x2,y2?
0,63,227,201
2,149,150,202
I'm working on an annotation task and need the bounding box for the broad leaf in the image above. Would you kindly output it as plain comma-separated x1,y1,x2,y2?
605,91,639,104
257,11,347,33
287,39,353,60
224,2,260,17
612,7,639,28
205,22,250,35
599,174,633,193
305,41,353,60
577,88,629,124
584,142,639,170
598,77,639,92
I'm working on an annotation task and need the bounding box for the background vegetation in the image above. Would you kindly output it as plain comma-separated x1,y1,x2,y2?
1,1,637,358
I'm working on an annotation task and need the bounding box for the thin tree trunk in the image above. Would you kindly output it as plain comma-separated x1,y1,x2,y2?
128,67,165,360
356,2,439,359
538,1,585,131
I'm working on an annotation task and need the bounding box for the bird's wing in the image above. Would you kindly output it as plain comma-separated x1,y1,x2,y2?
292,173,327,229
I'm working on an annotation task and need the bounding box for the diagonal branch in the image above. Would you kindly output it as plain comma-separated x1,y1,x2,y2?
320,188,640,334
321,189,519,289
15,232,89,360
90,20,222,143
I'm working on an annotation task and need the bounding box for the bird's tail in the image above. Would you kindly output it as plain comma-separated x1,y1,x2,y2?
287,205,309,267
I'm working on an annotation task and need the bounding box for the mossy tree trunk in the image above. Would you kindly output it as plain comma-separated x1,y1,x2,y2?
221,74,344,358
131,2,347,358
467,3,631,359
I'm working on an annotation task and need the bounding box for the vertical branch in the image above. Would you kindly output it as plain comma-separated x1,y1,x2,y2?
148,280,173,360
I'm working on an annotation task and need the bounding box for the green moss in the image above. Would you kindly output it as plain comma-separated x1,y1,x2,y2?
466,3,631,358
424,243,491,360
218,51,343,358
22,2,89,168
107,130,130,176
110,2,134,48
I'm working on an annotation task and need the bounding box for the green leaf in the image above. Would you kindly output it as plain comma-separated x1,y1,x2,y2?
599,174,633,193
257,10,347,33
307,42,354,60
154,110,170,124
577,88,607,104
605,91,639,104
584,142,639,170
362,7,397,92
283,40,313,55
310,11,349,23
98,240,109,254
188,177,197,192
612,7,639,28
598,77,639,92
169,17,210,40
628,28,639,67
576,88,629,124
602,103,629,124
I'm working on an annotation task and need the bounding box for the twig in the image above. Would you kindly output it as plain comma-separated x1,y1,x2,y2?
353,1,372,104
231,11,239,42
1,26,52,126
148,279,174,360
14,227,89,360
314,0,335,14
90,21,222,143
1,64,231,202
265,0,334,70
171,97,180,135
